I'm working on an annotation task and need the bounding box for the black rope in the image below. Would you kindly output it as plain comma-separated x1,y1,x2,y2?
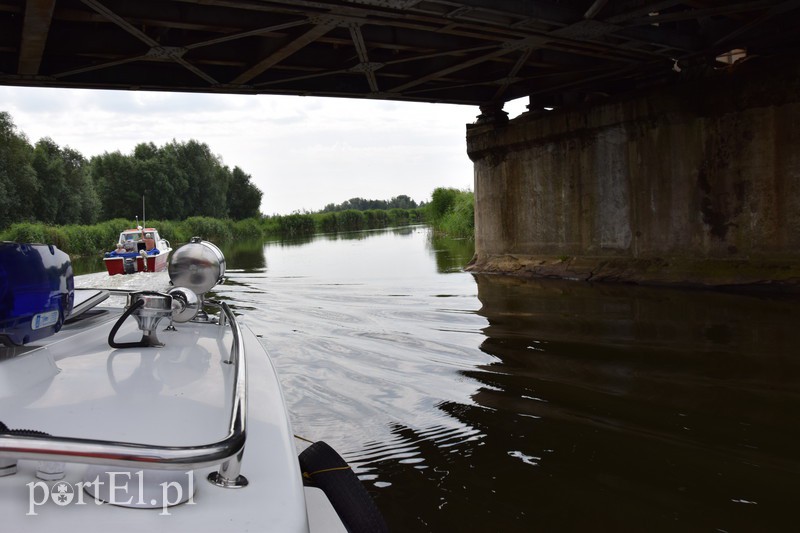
107,298,150,349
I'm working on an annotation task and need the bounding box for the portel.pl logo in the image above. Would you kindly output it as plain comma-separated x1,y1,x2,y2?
27,470,195,516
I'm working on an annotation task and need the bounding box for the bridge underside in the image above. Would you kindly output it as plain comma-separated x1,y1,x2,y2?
2,1,799,107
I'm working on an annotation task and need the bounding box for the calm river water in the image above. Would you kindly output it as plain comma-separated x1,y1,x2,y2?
80,226,800,532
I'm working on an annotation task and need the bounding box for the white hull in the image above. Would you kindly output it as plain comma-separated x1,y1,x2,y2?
0,292,349,531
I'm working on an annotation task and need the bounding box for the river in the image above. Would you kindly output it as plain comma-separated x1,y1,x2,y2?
77,226,800,532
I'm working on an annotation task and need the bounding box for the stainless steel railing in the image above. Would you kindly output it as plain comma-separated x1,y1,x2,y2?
0,300,248,488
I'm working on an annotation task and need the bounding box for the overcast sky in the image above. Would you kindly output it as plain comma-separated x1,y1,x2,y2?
2,86,526,215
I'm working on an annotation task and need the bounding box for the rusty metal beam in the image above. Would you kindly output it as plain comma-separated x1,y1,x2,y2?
583,0,608,20
348,24,379,92
80,0,159,48
231,20,336,85
390,46,512,93
491,47,531,102
185,19,310,50
79,0,220,85
17,0,56,76
2,0,798,105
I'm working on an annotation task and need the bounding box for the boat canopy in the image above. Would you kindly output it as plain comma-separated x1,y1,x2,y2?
118,228,160,243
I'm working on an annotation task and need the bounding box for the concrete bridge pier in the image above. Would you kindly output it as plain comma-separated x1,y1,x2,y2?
466,56,800,289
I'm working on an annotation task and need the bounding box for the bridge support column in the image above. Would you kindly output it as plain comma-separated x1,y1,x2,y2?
466,56,800,288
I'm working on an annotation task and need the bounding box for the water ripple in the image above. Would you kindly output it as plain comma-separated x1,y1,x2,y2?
213,230,800,532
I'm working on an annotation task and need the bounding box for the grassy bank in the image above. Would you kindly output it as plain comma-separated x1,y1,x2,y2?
425,188,474,239
0,208,425,257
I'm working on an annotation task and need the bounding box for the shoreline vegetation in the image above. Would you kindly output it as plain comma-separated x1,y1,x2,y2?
0,210,421,257
1,110,475,257
0,187,474,258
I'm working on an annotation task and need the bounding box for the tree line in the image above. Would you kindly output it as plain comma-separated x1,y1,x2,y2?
0,111,262,230
1,110,473,252
321,195,419,212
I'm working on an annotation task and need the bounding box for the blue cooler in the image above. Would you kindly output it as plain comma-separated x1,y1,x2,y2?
0,242,74,346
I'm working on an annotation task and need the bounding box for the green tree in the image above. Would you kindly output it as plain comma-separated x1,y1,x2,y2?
227,166,262,220
31,138,63,223
90,151,141,220
133,142,188,220
60,145,98,225
389,195,417,209
426,187,474,238
427,187,459,223
0,112,38,229
2,111,264,228
321,195,418,212
170,140,229,219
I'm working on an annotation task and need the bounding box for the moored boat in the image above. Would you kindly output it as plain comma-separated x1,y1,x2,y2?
104,226,172,276
0,239,386,532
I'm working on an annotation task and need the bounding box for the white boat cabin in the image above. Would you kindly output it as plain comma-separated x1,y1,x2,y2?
115,228,167,254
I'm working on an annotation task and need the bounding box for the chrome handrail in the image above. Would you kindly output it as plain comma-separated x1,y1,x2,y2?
207,300,248,487
0,300,248,487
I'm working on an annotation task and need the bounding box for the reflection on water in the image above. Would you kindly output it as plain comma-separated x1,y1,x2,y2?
465,275,800,532
77,225,800,531
71,254,105,276
430,234,475,273
219,239,267,271
214,228,800,532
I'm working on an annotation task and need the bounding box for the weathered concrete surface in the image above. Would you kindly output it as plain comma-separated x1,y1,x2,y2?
466,56,800,289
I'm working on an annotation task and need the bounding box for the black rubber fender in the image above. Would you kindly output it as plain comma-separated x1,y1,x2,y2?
299,441,388,533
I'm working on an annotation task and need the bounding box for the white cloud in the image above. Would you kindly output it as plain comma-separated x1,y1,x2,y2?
1,86,492,214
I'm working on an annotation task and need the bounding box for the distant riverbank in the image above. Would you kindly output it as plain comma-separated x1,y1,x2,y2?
0,209,423,258
0,186,478,258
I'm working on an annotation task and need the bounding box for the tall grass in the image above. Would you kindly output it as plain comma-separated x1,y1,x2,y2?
318,212,339,233
232,218,264,240
0,207,426,257
181,217,234,243
364,209,389,228
1,220,127,256
425,188,474,238
277,214,316,237
336,210,366,232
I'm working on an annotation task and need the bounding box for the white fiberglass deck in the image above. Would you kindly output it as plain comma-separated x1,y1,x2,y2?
1,311,232,445
0,300,334,532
